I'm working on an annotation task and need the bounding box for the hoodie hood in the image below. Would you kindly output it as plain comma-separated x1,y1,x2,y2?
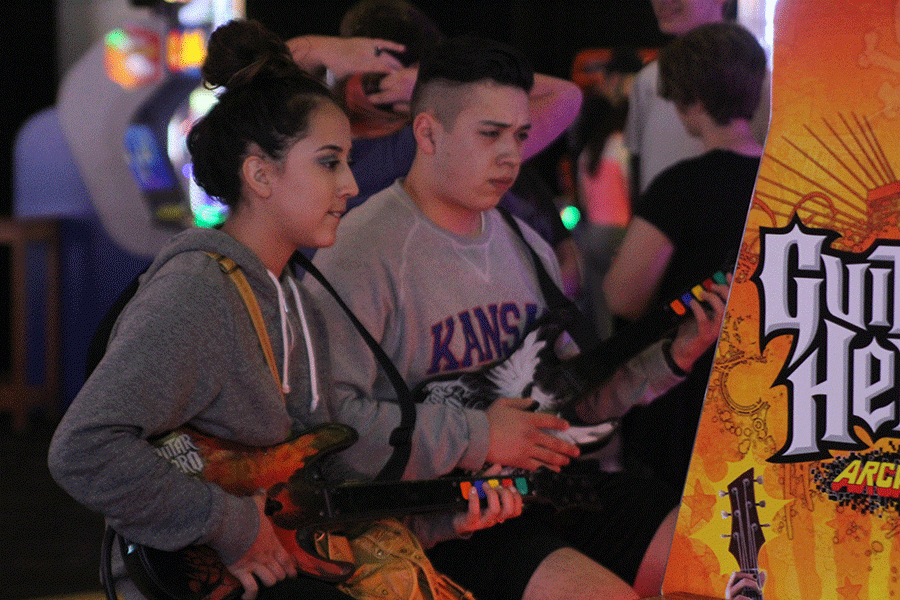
144,226,271,281
141,226,316,398
143,227,279,306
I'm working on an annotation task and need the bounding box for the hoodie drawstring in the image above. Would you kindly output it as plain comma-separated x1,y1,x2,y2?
266,271,320,411
287,277,321,411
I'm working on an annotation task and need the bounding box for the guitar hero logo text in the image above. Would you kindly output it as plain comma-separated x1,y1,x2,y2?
755,217,900,462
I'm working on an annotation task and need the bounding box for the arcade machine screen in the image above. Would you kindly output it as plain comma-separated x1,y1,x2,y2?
119,0,234,229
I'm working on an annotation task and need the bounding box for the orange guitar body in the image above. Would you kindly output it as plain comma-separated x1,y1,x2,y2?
122,423,358,600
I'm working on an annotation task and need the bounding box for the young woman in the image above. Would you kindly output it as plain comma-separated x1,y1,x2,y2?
48,19,519,600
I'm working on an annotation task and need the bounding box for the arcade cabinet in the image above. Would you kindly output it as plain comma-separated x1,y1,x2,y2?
655,1,900,598
14,0,241,411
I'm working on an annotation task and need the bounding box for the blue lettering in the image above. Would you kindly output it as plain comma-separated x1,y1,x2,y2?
427,317,459,374
500,303,521,355
459,312,486,368
474,305,501,362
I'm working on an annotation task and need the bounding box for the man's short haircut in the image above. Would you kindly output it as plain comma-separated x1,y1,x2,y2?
410,35,535,126
658,22,766,126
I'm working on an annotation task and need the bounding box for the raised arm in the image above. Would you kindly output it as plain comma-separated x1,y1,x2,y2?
603,216,673,321
523,73,583,160
288,35,581,161
286,35,405,81
370,70,583,157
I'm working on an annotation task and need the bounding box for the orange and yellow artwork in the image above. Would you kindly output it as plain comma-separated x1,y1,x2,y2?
663,1,900,599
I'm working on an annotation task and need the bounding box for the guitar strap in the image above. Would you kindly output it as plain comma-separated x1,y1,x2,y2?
216,249,414,482
496,207,599,352
291,251,414,483
206,252,283,392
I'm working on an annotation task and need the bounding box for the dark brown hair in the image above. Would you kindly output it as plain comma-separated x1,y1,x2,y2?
658,22,766,126
187,19,340,208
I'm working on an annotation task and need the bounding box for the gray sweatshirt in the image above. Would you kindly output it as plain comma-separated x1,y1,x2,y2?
308,181,685,484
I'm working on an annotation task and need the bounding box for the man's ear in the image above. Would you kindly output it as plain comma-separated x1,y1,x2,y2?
412,111,439,154
242,154,272,198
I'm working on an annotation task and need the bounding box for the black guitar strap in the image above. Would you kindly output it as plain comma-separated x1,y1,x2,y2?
291,251,414,483
496,207,599,352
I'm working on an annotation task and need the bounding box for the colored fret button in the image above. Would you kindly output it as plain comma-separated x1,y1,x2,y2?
460,481,472,498
713,270,727,285
691,284,705,300
514,477,529,495
681,292,694,306
474,481,486,498
487,479,500,489
702,278,715,291
669,299,687,316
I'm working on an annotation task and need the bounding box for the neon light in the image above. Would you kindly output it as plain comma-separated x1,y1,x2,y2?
105,27,161,90
105,29,130,51
194,199,229,229
560,205,581,230
167,29,207,73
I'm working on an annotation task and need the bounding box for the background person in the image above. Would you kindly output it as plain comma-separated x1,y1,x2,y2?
625,0,770,195
604,21,767,492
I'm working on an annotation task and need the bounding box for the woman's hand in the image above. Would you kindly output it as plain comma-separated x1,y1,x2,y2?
452,466,524,536
226,493,298,600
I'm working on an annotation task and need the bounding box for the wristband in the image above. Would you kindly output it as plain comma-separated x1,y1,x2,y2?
662,339,688,377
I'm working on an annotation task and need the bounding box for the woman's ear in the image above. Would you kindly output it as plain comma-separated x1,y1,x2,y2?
411,111,439,155
242,154,273,198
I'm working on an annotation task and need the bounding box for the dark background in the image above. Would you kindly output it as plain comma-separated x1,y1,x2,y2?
0,0,669,218
248,0,668,79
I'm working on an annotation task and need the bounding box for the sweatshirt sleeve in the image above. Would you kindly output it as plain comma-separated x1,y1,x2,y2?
573,339,686,424
47,268,259,565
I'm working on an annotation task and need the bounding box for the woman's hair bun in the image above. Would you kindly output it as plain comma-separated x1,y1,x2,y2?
202,19,298,90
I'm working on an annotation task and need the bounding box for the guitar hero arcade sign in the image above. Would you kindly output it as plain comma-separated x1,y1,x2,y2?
756,217,900,508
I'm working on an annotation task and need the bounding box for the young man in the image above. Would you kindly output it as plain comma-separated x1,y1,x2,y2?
307,35,729,600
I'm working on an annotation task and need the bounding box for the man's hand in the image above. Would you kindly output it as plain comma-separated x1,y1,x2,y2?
453,465,524,535
286,36,405,81
365,65,418,114
669,273,732,372
226,494,298,600
485,397,580,471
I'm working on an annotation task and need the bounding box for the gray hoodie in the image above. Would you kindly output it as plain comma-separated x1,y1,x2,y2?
47,227,341,575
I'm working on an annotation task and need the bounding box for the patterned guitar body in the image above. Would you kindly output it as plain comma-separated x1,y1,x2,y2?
121,423,605,600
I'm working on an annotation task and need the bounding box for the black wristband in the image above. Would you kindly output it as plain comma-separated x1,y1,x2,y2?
662,339,688,377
